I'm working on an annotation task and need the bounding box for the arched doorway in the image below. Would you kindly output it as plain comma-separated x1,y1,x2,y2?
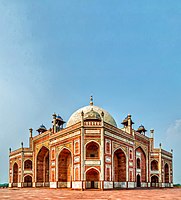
137,174,141,187
151,175,159,187
151,160,158,171
113,148,126,187
13,163,18,187
86,168,100,189
58,148,72,188
135,147,146,186
86,141,100,159
24,160,32,170
24,175,32,187
164,163,169,183
36,146,49,187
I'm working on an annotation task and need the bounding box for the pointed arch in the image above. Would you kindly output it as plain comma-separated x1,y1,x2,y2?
151,160,158,171
85,166,101,174
113,146,127,156
135,146,146,183
36,146,49,185
151,175,159,187
24,159,32,170
136,146,147,159
85,140,100,159
57,147,72,158
13,162,18,184
85,167,100,189
113,147,126,182
24,175,32,187
58,148,72,186
85,140,101,148
164,163,169,183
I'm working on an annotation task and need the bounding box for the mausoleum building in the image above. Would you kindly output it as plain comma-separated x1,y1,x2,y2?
9,97,173,189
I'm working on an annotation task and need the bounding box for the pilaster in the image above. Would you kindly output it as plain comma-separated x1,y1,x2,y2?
81,111,85,183
21,142,24,187
100,112,105,188
159,143,162,186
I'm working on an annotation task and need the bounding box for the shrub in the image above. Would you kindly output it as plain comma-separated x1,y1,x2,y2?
0,183,8,188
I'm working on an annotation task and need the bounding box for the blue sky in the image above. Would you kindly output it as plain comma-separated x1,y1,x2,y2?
0,1,181,183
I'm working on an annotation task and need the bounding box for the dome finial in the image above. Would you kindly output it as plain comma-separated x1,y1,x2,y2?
90,95,93,106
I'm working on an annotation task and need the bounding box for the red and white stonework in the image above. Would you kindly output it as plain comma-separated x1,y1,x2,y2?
9,97,173,190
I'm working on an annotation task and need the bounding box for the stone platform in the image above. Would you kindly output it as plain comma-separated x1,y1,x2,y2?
0,188,180,200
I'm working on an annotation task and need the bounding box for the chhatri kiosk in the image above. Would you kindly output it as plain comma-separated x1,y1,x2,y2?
9,97,173,189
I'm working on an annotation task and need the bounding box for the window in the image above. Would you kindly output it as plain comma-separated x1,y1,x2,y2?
130,149,133,160
86,141,99,159
137,158,140,169
24,160,32,170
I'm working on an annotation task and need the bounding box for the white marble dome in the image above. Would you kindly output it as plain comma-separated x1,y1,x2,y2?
66,105,117,127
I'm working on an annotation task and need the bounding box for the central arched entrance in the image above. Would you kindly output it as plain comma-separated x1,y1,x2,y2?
113,148,126,188
58,148,72,188
36,146,49,187
13,162,18,187
86,168,100,189
24,175,32,187
151,175,159,187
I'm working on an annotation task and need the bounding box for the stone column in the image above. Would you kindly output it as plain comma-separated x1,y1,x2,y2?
80,111,85,189
29,128,33,149
146,152,149,185
171,149,173,187
126,154,129,183
9,148,12,187
150,129,154,151
127,114,132,135
50,147,57,189
159,143,162,187
52,113,57,133
100,112,105,189
33,143,37,188
20,142,24,188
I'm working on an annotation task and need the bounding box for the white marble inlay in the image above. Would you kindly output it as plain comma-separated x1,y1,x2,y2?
162,154,172,160
74,156,80,163
86,130,100,134
129,162,133,166
151,153,159,156
51,131,80,144
24,170,32,174
52,161,55,166
10,153,21,158
85,160,101,165
24,152,33,156
106,156,111,163
151,170,159,174
105,131,133,145
136,152,141,156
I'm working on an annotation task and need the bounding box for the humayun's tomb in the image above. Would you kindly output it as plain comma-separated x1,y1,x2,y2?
9,97,173,190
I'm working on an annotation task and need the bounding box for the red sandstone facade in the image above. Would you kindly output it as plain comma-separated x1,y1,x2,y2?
9,98,173,189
